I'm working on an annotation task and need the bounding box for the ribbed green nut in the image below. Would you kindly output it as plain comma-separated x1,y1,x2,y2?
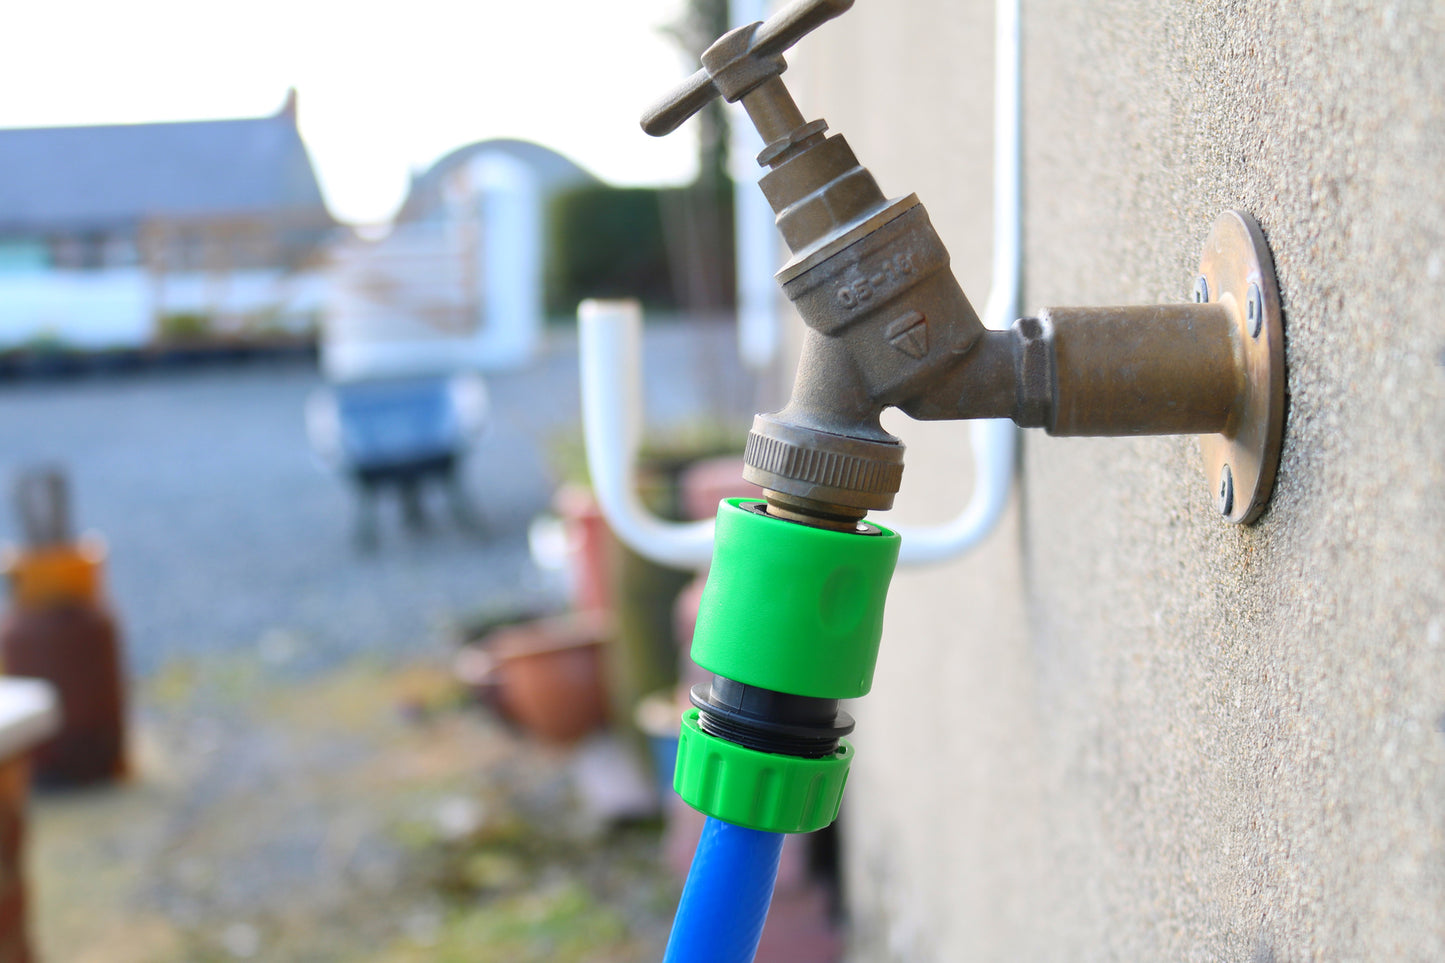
691,498,900,700
674,708,852,833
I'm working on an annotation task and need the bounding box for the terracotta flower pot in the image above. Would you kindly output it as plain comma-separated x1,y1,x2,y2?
462,614,610,745
553,485,613,616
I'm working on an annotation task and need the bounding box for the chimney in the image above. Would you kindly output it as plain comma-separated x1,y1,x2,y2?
279,87,298,124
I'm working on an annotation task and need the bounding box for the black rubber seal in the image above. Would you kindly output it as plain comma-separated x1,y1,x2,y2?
691,675,855,759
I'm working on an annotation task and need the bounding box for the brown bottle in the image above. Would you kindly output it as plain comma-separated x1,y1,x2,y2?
1,471,127,787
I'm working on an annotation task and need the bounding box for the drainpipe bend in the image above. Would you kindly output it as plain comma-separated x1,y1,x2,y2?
578,299,715,570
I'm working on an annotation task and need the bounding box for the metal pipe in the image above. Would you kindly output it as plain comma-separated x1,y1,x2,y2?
1044,304,1237,436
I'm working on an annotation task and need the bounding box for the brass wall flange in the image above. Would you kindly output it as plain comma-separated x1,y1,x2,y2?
1029,211,1285,524
1196,211,1285,524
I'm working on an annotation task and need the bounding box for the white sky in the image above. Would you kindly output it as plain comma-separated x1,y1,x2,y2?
0,0,699,224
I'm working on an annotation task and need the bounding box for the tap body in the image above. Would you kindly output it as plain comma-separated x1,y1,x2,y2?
738,105,1244,522
642,0,1269,526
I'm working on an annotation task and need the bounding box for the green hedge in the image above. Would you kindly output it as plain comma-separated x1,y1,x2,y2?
544,183,735,319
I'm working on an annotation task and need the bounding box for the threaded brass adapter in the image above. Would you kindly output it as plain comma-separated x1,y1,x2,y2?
742,414,904,515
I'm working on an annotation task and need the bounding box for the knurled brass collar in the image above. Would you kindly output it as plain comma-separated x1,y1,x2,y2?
742,414,904,513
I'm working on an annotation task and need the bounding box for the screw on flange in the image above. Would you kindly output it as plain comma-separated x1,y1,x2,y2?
1217,463,1235,516
1193,276,1210,304
1246,283,1263,338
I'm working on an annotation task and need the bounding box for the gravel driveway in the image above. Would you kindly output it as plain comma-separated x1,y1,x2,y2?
0,320,751,675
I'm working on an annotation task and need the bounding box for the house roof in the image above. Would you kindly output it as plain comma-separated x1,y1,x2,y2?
0,92,334,235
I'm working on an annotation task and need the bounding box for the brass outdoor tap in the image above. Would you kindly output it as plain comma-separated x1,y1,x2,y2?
644,0,1284,525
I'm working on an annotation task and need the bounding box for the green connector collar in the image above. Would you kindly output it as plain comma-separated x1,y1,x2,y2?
673,708,851,833
690,498,900,700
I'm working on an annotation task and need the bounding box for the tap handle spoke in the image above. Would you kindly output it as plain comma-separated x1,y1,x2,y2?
640,0,854,137
752,0,853,58
641,69,719,138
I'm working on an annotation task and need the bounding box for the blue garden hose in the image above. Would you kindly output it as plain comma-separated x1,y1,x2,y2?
662,501,899,960
663,817,785,963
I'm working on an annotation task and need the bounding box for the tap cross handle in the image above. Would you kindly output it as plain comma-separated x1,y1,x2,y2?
641,0,854,137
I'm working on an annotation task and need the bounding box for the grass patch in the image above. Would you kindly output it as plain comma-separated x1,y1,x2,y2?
373,883,641,963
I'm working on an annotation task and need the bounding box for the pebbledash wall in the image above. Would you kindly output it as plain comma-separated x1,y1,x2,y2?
781,2,1445,959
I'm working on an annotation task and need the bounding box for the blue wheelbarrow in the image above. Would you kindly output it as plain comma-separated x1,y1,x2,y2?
306,372,490,549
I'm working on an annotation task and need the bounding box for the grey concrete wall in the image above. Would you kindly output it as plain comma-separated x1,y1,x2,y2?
782,2,1445,959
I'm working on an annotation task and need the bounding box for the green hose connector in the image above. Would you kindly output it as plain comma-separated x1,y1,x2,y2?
674,707,852,833
674,498,899,832
691,499,899,700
